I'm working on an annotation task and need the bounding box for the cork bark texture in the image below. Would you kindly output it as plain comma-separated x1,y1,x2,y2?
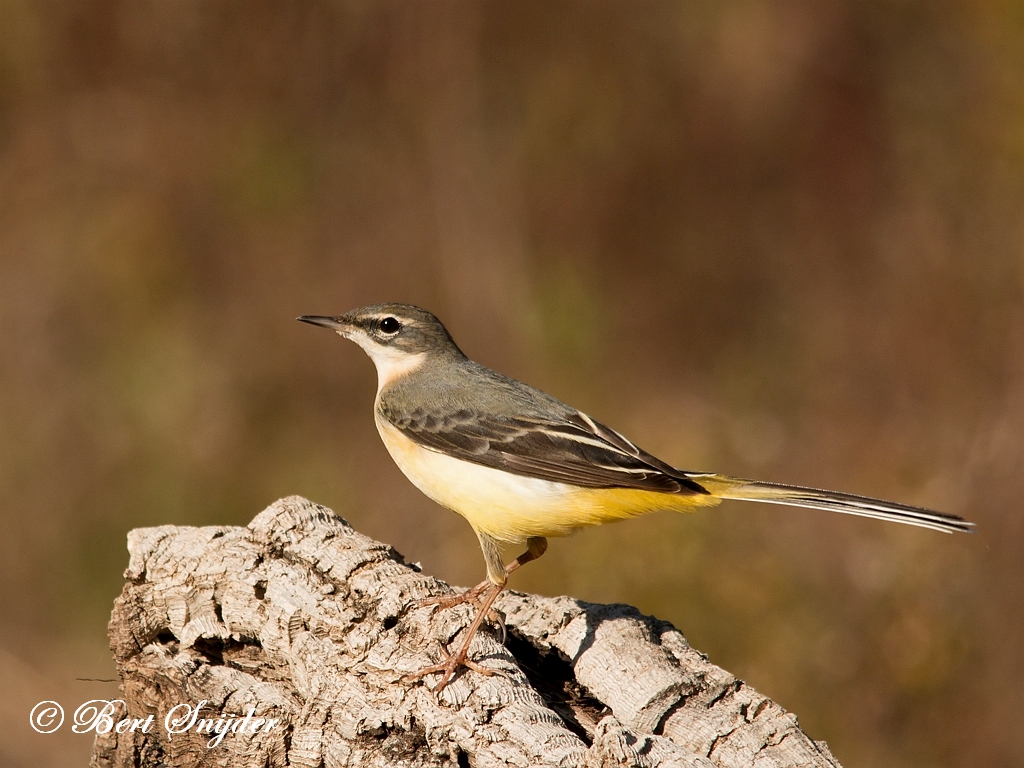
90,496,843,768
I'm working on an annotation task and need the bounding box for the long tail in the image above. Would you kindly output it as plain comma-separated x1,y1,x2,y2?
693,475,974,534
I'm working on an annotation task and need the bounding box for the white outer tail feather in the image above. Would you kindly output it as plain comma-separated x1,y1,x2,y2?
712,479,974,534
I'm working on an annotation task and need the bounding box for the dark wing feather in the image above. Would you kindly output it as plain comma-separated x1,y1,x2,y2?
387,405,708,495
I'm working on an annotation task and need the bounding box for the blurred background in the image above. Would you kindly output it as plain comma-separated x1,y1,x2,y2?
1,1,1021,766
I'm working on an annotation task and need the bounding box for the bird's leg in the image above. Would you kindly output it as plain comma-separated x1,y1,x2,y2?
414,580,491,611
406,536,548,691
404,580,505,691
504,535,548,575
414,536,548,612
486,535,547,640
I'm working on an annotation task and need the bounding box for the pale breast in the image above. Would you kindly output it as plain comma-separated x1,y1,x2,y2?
374,414,596,543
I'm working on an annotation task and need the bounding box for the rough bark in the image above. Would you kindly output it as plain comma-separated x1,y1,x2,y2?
91,496,842,768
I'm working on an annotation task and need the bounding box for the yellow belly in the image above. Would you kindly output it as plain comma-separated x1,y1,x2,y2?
375,416,718,544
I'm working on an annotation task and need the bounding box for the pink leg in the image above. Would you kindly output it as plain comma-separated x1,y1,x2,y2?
406,537,547,692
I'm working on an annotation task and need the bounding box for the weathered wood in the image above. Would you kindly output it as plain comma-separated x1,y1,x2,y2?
91,496,842,768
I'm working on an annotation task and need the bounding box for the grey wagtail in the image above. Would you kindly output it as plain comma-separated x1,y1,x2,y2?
299,303,973,691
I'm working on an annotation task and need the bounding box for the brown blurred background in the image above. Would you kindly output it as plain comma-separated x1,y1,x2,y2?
1,1,1021,766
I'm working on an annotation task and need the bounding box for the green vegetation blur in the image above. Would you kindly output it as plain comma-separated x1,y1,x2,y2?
1,3,1021,766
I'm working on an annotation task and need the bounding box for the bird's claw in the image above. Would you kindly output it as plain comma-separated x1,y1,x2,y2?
414,582,489,611
414,584,506,644
404,580,508,692
402,646,499,691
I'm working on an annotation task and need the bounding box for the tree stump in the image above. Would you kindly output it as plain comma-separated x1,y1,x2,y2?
90,496,843,768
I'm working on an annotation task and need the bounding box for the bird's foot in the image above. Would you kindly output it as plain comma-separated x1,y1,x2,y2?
414,581,490,611
405,581,506,692
402,646,498,692
414,582,506,643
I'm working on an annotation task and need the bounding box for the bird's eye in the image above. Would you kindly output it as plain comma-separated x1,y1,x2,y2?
378,316,401,334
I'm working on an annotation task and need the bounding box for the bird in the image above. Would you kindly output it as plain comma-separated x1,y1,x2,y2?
298,303,973,691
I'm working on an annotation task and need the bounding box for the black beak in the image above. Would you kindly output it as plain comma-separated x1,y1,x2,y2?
297,315,348,331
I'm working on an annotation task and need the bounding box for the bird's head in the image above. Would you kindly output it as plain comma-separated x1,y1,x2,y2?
298,304,461,389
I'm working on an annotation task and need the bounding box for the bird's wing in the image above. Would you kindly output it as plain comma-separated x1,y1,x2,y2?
386,405,709,495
